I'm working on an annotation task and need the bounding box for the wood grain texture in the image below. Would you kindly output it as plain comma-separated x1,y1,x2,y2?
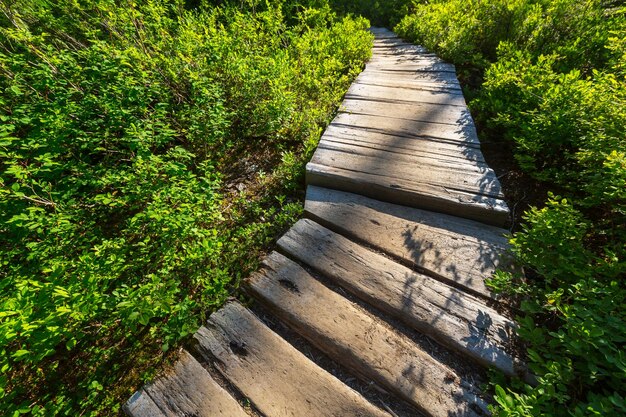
353,76,462,93
247,252,490,417
278,219,523,376
321,124,486,162
317,139,488,175
345,83,465,106
143,350,248,417
311,145,503,197
124,390,167,417
362,68,460,83
329,112,480,145
340,98,469,125
304,186,513,298
194,302,390,417
306,163,509,227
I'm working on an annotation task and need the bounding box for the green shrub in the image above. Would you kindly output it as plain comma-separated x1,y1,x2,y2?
396,0,616,72
475,43,626,190
0,0,372,414
328,0,412,27
489,198,626,416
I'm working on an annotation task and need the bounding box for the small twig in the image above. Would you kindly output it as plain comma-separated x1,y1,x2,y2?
18,194,57,208
380,400,400,417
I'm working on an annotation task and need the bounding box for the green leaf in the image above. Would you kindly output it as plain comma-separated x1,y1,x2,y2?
12,350,30,360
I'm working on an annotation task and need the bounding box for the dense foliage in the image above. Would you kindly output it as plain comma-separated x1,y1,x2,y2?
328,0,411,27
396,1,626,416
0,0,372,415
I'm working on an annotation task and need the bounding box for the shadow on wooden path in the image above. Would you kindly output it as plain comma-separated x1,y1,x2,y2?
124,27,527,417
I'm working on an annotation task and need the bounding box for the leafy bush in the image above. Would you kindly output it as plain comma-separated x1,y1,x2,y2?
396,0,615,71
0,0,372,415
328,0,412,27
396,1,626,415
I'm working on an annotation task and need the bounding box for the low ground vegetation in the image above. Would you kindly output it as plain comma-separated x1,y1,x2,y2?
0,0,372,414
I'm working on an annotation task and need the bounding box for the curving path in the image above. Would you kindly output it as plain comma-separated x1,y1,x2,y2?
124,27,524,417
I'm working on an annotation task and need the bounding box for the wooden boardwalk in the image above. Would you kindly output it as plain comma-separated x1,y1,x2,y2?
125,28,523,417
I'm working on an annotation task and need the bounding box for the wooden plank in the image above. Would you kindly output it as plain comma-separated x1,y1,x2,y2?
369,27,398,39
354,76,462,92
318,138,487,173
373,38,425,48
278,219,522,377
366,61,456,73
314,138,493,175
330,112,480,145
310,146,504,198
143,350,248,417
372,49,437,59
356,70,461,90
194,302,390,417
247,252,490,417
339,98,471,125
368,56,448,68
362,68,460,84
124,390,167,417
368,54,448,65
304,186,512,296
306,163,509,227
345,83,466,106
321,124,486,162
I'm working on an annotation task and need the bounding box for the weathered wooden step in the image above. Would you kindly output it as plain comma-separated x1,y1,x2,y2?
354,73,462,92
194,302,390,417
368,56,449,68
361,68,460,85
366,61,456,73
304,186,512,298
372,38,424,48
317,138,488,173
369,27,398,39
124,391,167,417
247,252,490,417
340,98,469,125
127,350,249,417
368,53,447,63
315,135,491,175
371,49,437,60
322,124,486,163
320,125,485,164
306,162,509,227
277,219,521,377
354,77,460,93
310,146,503,198
353,77,461,93
330,112,480,145
346,83,465,106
